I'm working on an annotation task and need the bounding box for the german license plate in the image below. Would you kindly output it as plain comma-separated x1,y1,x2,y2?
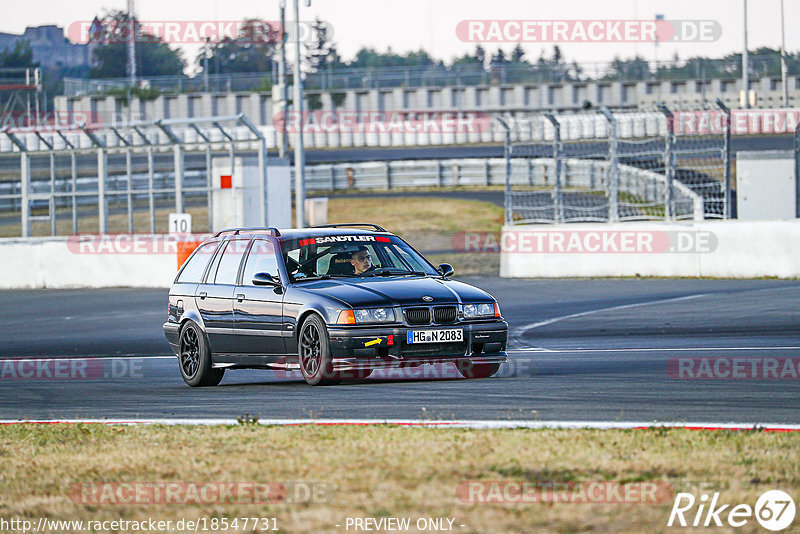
407,329,463,344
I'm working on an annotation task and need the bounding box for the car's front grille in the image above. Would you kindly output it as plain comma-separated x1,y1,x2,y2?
433,306,458,324
405,305,459,325
405,307,431,326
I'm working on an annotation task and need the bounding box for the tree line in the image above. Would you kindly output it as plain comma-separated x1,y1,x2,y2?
2,10,799,90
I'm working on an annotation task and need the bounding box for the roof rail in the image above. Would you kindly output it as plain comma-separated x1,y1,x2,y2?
311,223,388,232
214,227,282,237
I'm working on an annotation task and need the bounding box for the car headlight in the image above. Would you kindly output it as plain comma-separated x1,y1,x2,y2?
463,302,497,319
352,307,396,324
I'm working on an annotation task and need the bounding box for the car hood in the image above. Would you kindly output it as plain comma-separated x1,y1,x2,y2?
294,276,494,308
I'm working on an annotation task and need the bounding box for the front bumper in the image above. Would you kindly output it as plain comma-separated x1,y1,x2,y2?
326,320,508,371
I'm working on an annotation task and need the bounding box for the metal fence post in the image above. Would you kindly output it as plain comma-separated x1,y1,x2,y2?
228,141,235,225
155,119,185,216
658,104,675,221
600,107,619,222
49,152,56,236
97,148,108,234
148,146,156,233
544,114,563,223
203,146,212,232
70,152,78,235
190,124,213,232
173,144,185,213
496,117,512,225
20,153,30,237
5,132,30,236
716,99,732,219
125,148,134,233
257,137,268,225
795,121,800,218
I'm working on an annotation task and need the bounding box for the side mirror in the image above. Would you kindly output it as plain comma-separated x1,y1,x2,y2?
437,263,454,278
252,272,280,286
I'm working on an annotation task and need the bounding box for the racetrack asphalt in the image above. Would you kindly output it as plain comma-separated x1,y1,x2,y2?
1,278,799,423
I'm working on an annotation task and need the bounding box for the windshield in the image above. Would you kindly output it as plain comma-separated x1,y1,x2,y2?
280,235,439,282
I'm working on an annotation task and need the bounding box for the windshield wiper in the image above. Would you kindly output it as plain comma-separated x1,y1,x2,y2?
293,274,331,282
365,270,428,277
294,273,363,282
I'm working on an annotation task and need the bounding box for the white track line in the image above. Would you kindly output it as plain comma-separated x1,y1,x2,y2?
0,356,175,362
508,346,800,354
512,293,711,349
512,284,800,350
1,419,800,431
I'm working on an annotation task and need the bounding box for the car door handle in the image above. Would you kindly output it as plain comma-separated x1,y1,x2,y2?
236,293,245,302
199,292,207,299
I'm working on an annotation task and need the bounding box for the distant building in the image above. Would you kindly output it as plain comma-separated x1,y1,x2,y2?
0,25,92,69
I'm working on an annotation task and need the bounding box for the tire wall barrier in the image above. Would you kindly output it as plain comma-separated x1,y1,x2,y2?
500,221,800,279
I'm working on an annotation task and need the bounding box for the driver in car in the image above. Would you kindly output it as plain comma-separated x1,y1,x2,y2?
350,245,375,274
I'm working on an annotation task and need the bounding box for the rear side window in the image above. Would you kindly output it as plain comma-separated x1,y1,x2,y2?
241,240,280,285
213,240,250,285
176,242,219,283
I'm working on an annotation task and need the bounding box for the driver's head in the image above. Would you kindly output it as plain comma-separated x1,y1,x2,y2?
350,246,373,274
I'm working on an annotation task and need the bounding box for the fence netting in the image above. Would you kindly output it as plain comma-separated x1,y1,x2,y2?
505,104,728,224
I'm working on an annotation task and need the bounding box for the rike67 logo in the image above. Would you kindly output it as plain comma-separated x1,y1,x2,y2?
668,490,796,531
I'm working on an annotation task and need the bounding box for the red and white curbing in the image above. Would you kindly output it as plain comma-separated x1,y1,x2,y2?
1,419,800,431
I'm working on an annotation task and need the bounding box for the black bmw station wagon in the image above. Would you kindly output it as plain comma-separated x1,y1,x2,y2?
163,224,508,386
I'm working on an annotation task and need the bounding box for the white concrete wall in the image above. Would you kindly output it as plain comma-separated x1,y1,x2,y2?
500,221,800,278
4,221,800,289
0,236,181,289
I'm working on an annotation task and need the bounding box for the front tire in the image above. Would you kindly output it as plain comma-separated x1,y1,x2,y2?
179,321,224,387
456,361,501,379
298,314,340,386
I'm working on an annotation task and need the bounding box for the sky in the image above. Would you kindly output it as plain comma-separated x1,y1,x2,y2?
2,0,798,74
